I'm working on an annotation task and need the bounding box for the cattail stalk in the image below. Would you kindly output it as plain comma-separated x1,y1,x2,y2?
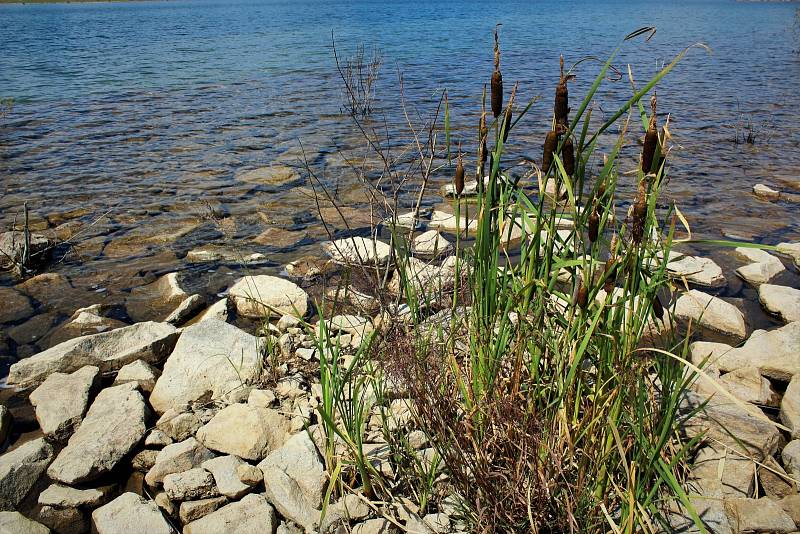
491,27,503,118
641,94,659,173
554,55,569,129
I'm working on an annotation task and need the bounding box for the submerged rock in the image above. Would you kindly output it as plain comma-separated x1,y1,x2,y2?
91,492,172,534
186,245,269,265
0,287,34,325
29,365,99,440
0,438,54,511
228,275,309,319
149,319,266,413
0,231,52,270
759,284,800,323
7,321,179,388
674,290,746,343
237,165,300,186
47,383,147,485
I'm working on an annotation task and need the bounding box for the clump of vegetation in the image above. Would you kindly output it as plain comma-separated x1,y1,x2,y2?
313,27,709,533
333,35,383,117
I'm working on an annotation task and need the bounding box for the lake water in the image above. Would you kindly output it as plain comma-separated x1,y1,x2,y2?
1,0,799,367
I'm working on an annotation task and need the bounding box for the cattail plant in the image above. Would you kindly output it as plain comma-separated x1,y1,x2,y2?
491,27,503,118
641,94,659,173
454,150,465,196
562,134,575,175
554,55,571,129
502,104,513,143
630,182,648,245
588,204,600,243
542,130,559,173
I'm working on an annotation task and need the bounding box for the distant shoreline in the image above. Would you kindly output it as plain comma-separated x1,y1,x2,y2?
0,0,160,4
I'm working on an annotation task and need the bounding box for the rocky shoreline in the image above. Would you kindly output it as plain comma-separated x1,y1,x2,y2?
1,220,800,532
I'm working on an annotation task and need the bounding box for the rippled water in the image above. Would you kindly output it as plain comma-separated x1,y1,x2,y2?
1,0,799,366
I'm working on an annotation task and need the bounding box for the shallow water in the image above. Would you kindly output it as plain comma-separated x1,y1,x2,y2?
1,0,799,369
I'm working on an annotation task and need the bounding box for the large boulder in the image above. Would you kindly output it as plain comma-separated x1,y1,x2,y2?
258,432,326,530
690,322,800,382
149,320,264,414
674,290,746,343
183,493,277,534
38,483,112,509
680,391,780,460
29,365,99,440
0,438,54,511
759,284,800,323
47,383,147,485
7,321,179,388
196,404,289,461
228,275,308,319
145,437,216,487
0,511,50,534
724,497,796,533
91,492,172,534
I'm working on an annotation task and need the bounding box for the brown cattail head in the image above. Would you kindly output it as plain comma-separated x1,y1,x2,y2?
631,192,647,245
454,151,465,196
652,294,664,320
502,105,513,143
555,56,569,127
588,206,600,243
542,130,559,174
491,28,503,118
562,135,575,176
491,71,503,119
576,282,589,310
641,94,659,173
603,258,617,294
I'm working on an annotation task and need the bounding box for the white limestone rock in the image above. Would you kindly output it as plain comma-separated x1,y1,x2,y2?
196,404,290,461
0,511,50,534
113,359,160,393
759,284,800,323
0,438,54,511
163,467,218,501
145,437,216,487
201,455,251,499
29,365,99,440
183,493,277,534
7,321,179,388
228,275,309,319
412,230,452,258
674,290,746,343
781,375,800,440
91,492,172,534
666,255,726,288
149,319,264,414
47,383,147,485
322,236,392,266
258,432,326,531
